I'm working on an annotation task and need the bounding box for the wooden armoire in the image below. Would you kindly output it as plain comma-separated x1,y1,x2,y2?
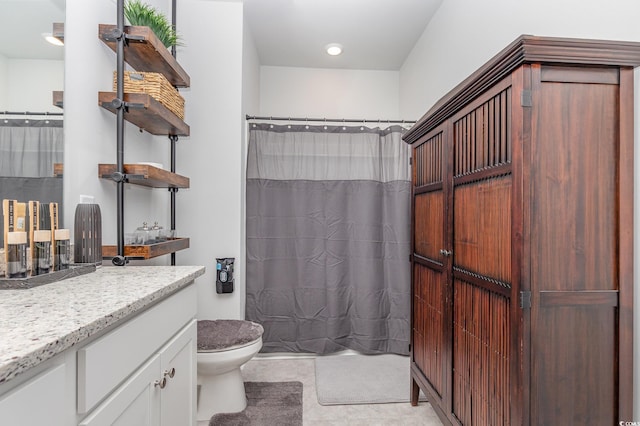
404,36,640,426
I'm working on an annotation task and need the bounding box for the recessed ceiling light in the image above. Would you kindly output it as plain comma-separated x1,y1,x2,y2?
43,33,64,46
325,43,343,56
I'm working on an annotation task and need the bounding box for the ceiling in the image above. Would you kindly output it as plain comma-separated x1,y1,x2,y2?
243,0,443,70
0,0,65,60
0,0,442,70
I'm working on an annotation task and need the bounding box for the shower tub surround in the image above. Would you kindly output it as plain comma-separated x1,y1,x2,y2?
0,265,204,384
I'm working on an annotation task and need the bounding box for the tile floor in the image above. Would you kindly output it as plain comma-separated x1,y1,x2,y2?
240,356,444,426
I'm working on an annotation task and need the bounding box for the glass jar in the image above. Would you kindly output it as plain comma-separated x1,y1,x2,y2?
152,222,166,242
54,229,71,271
135,222,153,245
32,230,51,275
7,231,27,278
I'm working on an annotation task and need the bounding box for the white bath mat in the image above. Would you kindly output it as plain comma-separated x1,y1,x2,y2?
314,354,426,405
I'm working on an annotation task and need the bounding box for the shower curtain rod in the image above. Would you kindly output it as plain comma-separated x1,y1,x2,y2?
245,114,415,125
1,111,63,116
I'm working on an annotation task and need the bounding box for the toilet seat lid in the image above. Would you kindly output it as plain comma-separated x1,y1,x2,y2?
197,319,264,352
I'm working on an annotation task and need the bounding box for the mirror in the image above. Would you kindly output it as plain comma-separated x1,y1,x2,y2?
0,0,65,246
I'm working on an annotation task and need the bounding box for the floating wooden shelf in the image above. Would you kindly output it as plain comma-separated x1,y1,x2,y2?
52,91,63,109
52,22,64,42
98,163,189,188
98,24,190,88
53,163,63,177
102,237,189,260
98,92,189,136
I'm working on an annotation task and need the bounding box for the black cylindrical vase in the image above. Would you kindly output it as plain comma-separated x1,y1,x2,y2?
74,203,102,264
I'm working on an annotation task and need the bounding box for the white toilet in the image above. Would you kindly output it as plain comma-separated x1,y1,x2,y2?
196,319,264,422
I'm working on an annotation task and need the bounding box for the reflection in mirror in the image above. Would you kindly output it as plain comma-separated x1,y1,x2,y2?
0,0,65,246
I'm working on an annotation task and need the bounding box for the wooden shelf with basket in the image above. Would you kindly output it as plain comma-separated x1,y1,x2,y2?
98,92,189,136
98,18,191,264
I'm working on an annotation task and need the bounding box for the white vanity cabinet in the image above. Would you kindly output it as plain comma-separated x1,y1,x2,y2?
0,266,204,426
78,320,196,426
0,363,68,426
159,321,197,426
80,354,162,425
78,284,197,426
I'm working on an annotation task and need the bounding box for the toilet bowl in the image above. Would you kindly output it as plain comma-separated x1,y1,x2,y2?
196,320,263,422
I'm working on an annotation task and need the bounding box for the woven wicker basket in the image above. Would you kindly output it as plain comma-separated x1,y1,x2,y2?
113,71,185,120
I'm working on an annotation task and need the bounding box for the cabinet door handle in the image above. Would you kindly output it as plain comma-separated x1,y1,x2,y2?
154,377,167,389
439,249,452,257
164,367,176,379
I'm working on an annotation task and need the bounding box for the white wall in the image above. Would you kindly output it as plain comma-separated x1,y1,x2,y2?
400,0,640,119
260,66,401,120
177,0,245,320
64,0,173,264
399,0,640,419
240,8,261,319
5,59,63,112
0,57,62,112
242,11,260,119
0,53,8,110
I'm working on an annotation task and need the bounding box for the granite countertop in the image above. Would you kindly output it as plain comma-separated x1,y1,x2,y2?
0,265,205,385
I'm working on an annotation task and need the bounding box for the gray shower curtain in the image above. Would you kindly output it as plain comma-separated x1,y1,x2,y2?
0,119,63,178
0,119,64,246
246,123,411,355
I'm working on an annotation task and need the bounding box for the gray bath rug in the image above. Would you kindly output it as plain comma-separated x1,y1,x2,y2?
209,381,302,426
315,354,426,405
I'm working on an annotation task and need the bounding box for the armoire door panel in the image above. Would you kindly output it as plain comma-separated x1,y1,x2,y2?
532,81,618,292
453,86,512,177
414,191,444,261
452,279,511,426
413,263,446,397
533,305,616,426
530,67,623,425
415,131,444,187
453,176,512,284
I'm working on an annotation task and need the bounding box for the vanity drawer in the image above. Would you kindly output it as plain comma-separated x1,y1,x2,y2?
77,283,196,414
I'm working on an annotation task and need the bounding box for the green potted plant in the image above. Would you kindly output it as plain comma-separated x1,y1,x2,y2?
124,0,182,48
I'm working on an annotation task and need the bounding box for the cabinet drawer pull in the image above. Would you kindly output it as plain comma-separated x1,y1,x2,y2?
154,377,167,389
164,367,176,378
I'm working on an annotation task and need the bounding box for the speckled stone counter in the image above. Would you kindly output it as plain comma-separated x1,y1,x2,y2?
0,265,205,384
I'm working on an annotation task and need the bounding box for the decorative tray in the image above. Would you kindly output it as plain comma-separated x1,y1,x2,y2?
0,263,97,290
